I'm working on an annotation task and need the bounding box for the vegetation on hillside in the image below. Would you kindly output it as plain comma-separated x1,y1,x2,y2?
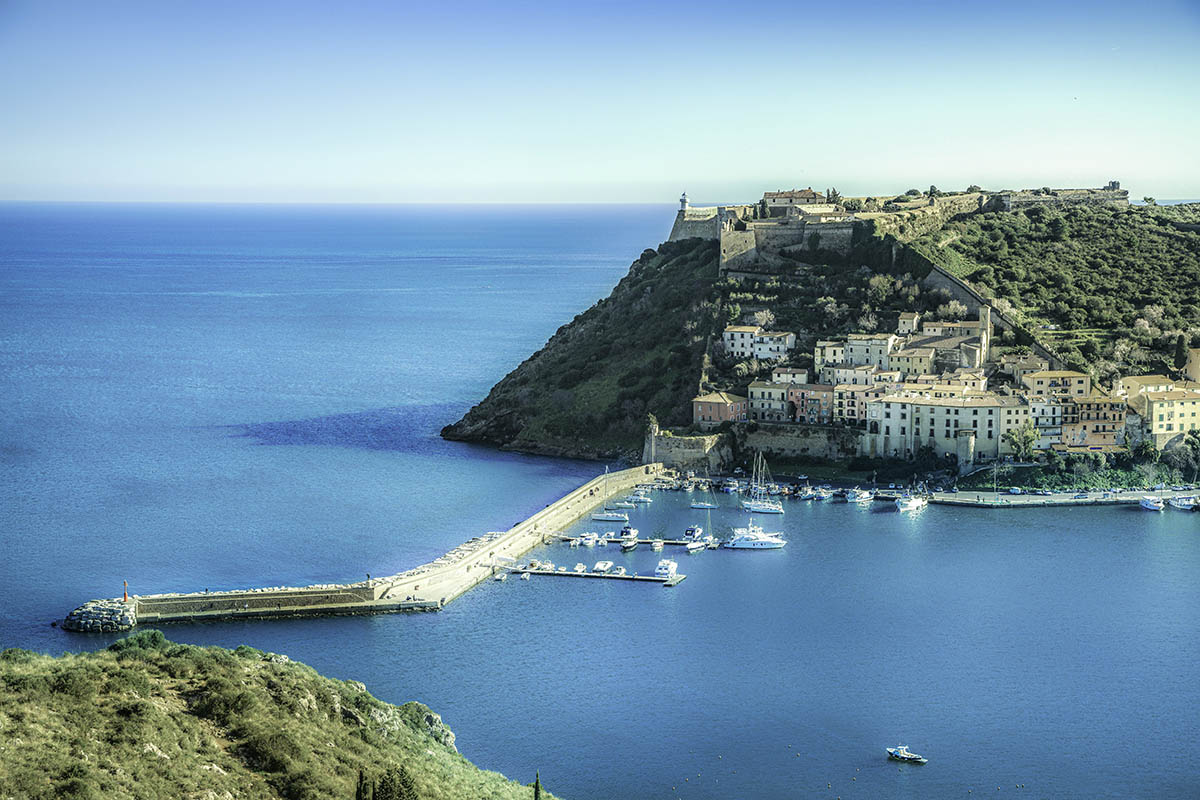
925,203,1200,379
442,238,724,456
0,631,553,800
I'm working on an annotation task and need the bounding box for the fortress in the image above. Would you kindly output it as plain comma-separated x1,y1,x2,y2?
668,183,1129,274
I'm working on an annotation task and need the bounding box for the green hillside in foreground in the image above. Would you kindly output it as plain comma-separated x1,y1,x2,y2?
0,631,554,800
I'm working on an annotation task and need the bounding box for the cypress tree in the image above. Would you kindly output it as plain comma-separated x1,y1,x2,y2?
1174,333,1189,370
395,764,418,800
534,771,541,800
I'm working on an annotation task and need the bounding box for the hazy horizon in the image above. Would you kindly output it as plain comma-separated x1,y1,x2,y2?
1,0,1197,203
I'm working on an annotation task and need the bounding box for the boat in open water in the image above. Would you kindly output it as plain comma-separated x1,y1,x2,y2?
724,519,786,549
886,744,927,764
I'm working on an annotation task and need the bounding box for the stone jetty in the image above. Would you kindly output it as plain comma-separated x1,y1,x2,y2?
62,463,665,632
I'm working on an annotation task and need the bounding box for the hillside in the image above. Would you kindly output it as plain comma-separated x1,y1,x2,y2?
922,202,1200,379
0,632,555,800
441,238,723,457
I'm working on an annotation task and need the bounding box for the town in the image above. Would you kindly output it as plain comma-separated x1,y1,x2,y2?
692,304,1200,472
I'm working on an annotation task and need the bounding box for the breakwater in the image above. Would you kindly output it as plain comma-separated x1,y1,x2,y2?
62,463,665,632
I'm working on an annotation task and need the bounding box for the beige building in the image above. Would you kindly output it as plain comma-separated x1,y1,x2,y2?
747,380,790,422
1140,389,1200,448
814,340,845,369
771,366,809,385
845,333,901,368
886,347,935,377
1021,370,1091,397
999,352,1050,384
897,311,920,335
723,325,761,358
863,390,1028,463
1061,391,1127,451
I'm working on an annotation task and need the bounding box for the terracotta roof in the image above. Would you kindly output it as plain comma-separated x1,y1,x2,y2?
693,392,746,404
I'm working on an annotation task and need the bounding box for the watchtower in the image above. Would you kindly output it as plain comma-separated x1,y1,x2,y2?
680,191,689,211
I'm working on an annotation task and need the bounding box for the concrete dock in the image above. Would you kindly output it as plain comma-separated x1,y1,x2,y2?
515,568,686,586
62,463,667,632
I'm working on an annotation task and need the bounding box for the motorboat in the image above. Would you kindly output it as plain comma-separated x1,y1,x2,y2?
684,525,704,540
556,566,567,573
592,560,613,573
724,520,786,549
612,566,627,576
597,535,609,547
578,532,598,547
846,487,874,503
520,572,531,580
886,745,927,764
620,539,638,552
654,559,678,578
493,572,507,582
813,488,832,501
591,509,628,522
1168,495,1195,510
611,500,637,509
651,539,664,551
1140,495,1165,511
573,563,586,573
619,524,639,539
685,540,706,553
690,500,718,509
895,494,928,512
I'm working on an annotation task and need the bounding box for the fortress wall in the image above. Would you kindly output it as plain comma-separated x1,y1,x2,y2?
719,230,758,270
866,193,985,242
803,222,857,253
644,432,732,471
736,423,862,462
669,208,721,241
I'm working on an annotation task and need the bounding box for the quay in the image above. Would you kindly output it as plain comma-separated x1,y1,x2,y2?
924,488,1200,509
62,463,667,632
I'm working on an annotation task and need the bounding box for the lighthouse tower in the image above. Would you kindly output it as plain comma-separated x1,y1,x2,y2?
679,191,689,211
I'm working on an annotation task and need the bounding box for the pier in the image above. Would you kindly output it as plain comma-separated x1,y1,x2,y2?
62,463,667,632
514,568,686,586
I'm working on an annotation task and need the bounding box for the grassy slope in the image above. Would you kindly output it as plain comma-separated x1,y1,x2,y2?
923,203,1200,375
441,238,723,457
0,632,554,800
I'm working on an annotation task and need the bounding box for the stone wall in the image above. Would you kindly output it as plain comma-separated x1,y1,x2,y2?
863,193,986,243
669,207,722,241
643,430,733,471
735,422,862,461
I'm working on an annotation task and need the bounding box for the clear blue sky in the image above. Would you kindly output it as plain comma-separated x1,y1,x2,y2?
0,0,1197,202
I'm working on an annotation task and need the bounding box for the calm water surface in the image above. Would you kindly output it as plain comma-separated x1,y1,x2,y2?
1,204,1197,799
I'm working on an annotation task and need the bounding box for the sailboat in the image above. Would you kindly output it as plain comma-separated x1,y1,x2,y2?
741,452,784,514
592,466,630,522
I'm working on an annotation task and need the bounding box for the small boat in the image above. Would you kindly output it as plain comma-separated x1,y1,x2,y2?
612,566,627,576
556,566,567,573
573,562,586,573
592,510,628,522
886,745,927,764
895,494,928,512
621,539,638,552
493,572,507,582
684,525,704,539
1140,495,1165,511
651,539,664,551
629,492,652,504
654,559,678,578
690,500,718,509
1168,495,1195,510
846,487,874,503
520,572,531,580
813,488,832,501
578,532,597,547
597,535,609,547
685,540,705,553
592,560,613,573
611,500,637,509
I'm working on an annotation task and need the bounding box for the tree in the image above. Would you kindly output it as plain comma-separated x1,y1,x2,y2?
842,198,863,211
1003,419,1039,461
1174,333,1189,370
905,188,921,196
534,771,542,800
929,184,942,197
752,309,776,328
966,184,983,192
374,765,417,800
356,770,373,800
826,187,842,203
935,300,968,321
1143,196,1157,205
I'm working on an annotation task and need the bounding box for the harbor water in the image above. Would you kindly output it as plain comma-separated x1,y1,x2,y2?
2,204,1198,799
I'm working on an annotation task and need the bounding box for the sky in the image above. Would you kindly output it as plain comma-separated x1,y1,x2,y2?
0,0,1197,203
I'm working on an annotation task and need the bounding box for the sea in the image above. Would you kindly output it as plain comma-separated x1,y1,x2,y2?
1,202,1198,799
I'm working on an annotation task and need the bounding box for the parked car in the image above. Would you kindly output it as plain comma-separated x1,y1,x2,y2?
1009,487,1024,495
1073,492,1089,499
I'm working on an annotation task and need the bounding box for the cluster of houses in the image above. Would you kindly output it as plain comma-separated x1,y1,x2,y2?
694,310,1200,466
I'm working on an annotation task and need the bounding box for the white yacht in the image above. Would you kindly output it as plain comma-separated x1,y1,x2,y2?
592,560,613,573
741,453,785,513
724,520,786,549
1140,495,1165,511
520,571,531,580
629,493,652,505
685,540,706,553
1168,495,1195,510
690,500,718,509
654,559,678,578
612,566,627,576
846,487,874,503
591,509,628,522
611,500,637,509
813,488,832,501
683,525,703,540
578,532,598,547
895,494,928,512
651,539,664,551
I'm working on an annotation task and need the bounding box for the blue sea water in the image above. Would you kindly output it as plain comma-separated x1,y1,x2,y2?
2,203,1199,799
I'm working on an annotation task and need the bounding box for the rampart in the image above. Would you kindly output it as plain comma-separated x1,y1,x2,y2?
668,205,755,242
734,422,862,462
643,429,732,471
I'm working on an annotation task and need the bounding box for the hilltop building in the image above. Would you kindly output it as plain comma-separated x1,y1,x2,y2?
1020,370,1091,398
722,325,796,360
692,392,748,430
